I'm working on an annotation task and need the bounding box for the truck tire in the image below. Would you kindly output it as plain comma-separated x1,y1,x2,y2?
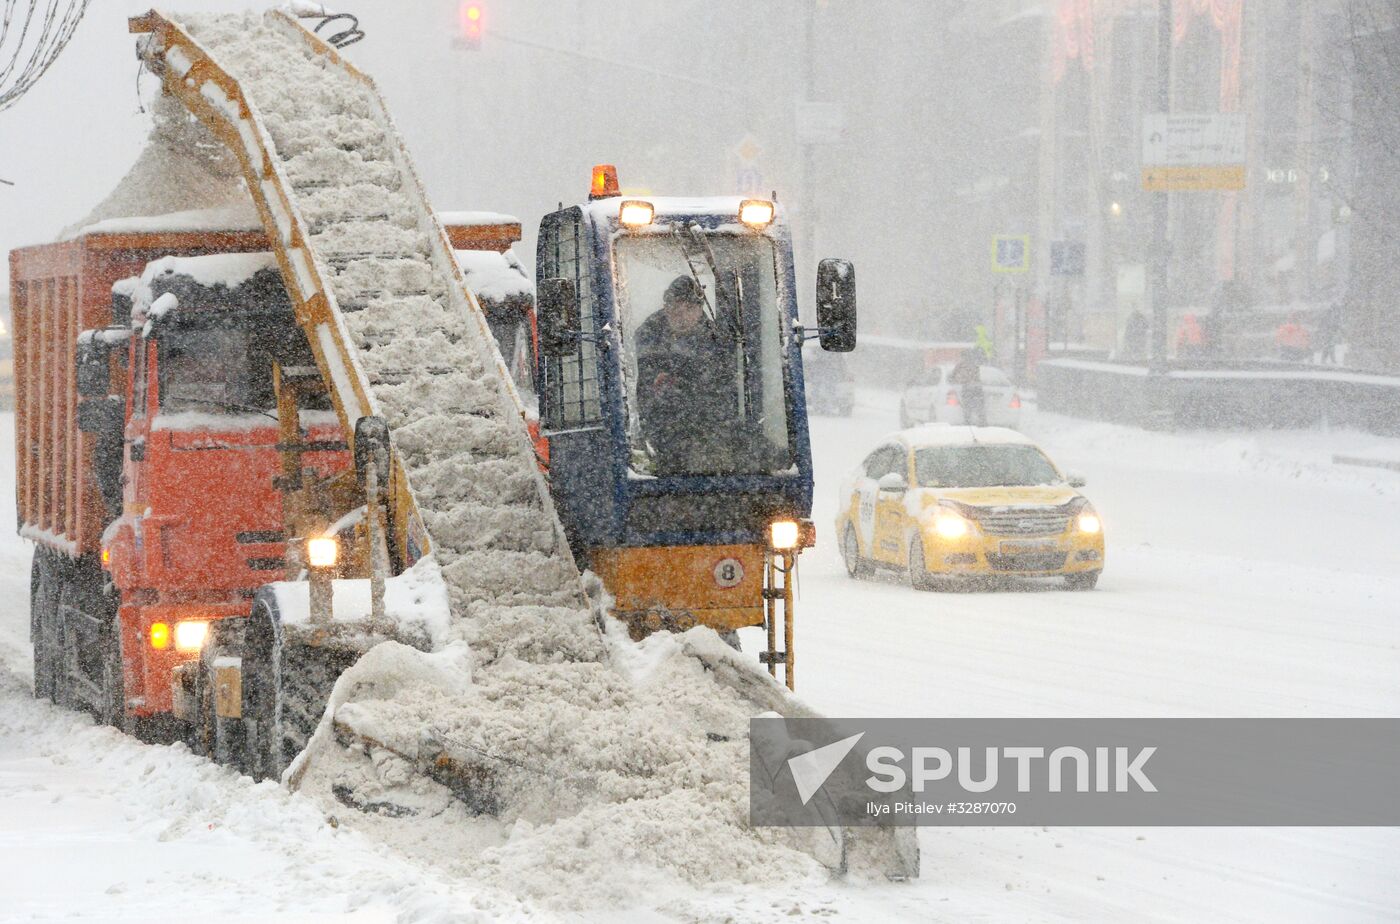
31,551,59,702
842,524,871,579
52,564,88,713
908,538,938,592
97,617,131,732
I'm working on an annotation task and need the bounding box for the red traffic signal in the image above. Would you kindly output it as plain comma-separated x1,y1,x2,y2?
458,2,484,49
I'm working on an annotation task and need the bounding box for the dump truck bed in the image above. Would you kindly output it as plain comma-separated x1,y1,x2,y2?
9,225,266,556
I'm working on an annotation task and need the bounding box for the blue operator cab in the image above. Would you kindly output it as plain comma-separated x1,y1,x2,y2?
532,166,855,684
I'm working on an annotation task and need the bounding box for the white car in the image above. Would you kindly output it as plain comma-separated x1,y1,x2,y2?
899,364,1021,429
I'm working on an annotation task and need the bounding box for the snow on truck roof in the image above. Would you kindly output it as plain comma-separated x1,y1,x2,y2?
125,252,286,331
141,252,279,290
119,248,528,321
69,203,520,241
893,424,1037,450
437,210,520,227
453,249,532,303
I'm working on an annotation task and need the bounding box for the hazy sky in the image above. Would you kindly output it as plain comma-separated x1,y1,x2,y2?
1,1,977,330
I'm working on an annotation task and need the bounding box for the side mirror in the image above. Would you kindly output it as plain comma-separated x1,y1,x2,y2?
877,472,907,494
816,258,857,353
1067,473,1087,488
76,331,117,398
77,395,126,436
537,277,580,357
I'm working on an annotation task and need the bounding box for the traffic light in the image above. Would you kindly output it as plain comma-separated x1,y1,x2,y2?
458,2,484,50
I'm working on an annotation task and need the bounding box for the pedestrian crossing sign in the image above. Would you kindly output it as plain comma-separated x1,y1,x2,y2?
993,235,1030,273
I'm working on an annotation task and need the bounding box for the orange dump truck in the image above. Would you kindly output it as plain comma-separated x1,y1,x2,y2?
10,211,528,735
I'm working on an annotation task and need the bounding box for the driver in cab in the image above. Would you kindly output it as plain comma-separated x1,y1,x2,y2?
635,275,738,473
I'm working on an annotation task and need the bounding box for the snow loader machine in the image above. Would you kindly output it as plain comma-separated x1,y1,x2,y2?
11,7,914,881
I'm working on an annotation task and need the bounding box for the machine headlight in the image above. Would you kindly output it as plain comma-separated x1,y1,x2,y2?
738,199,775,229
933,511,969,540
149,622,171,650
770,519,800,550
174,620,209,652
1077,512,1102,534
618,199,655,228
307,535,339,569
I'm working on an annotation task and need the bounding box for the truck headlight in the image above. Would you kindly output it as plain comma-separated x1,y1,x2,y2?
618,199,655,228
770,519,800,550
174,620,209,652
307,536,339,568
1077,512,1102,534
739,199,775,229
933,511,968,539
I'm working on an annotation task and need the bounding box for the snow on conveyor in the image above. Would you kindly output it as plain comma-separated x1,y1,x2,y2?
163,12,893,903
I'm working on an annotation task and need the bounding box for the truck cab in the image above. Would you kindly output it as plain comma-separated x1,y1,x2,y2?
94,255,350,717
532,168,856,652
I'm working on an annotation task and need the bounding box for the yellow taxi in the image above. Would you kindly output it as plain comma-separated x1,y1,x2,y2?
836,425,1104,590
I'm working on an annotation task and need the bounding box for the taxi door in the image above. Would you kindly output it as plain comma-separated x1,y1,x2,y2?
852,447,886,557
872,445,910,564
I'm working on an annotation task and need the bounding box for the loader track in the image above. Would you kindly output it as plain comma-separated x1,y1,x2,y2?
164,11,592,636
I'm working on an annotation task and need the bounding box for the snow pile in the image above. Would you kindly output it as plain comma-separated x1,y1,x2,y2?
289,625,836,908
165,10,914,909
62,93,251,240
1030,411,1400,497
75,201,261,238
454,248,532,305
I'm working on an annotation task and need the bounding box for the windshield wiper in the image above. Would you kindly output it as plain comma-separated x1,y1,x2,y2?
670,225,719,326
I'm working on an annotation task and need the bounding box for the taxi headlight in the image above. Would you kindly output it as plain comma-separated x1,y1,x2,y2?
933,511,969,540
174,620,209,652
1077,512,1102,534
770,519,800,550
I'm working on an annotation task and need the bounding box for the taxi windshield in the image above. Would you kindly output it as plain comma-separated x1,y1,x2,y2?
915,444,1060,487
614,230,791,476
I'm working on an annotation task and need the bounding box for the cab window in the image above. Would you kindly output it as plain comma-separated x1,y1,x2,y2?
915,444,1060,488
537,209,602,429
863,446,903,479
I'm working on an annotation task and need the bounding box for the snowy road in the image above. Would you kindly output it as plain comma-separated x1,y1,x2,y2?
3,397,1399,922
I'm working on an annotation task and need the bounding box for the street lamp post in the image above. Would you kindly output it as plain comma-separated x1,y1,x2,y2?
1149,0,1172,378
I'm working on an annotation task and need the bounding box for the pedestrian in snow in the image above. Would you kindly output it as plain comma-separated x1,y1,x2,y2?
949,348,988,426
1275,312,1311,362
1175,312,1206,359
974,324,996,361
1121,310,1148,361
1317,304,1342,364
